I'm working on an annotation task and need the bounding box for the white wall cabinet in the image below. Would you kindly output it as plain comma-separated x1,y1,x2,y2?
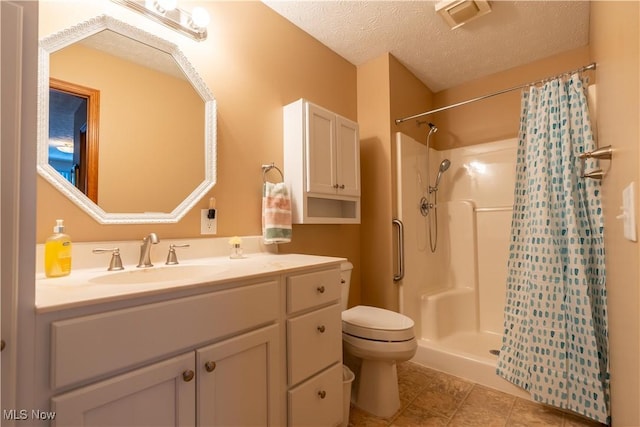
284,99,361,224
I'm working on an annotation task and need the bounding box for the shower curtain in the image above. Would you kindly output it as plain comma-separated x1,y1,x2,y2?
496,73,609,424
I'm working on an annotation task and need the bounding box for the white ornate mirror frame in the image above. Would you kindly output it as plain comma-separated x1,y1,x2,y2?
37,14,217,224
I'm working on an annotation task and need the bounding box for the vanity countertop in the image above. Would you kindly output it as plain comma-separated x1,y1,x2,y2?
36,250,345,313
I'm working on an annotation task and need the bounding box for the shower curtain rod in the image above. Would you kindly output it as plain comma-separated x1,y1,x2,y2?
394,62,597,125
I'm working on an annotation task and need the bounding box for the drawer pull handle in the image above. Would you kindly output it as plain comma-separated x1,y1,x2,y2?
317,325,326,333
317,285,325,294
205,361,216,372
318,390,327,399
182,370,195,382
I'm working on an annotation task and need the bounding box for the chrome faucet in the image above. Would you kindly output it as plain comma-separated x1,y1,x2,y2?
137,233,159,268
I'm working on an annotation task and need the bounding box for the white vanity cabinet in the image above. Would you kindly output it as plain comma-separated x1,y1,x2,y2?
52,352,196,426
196,324,279,426
47,279,282,427
36,257,345,427
285,268,343,426
284,98,361,224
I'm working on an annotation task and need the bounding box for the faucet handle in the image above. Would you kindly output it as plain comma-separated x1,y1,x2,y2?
93,248,124,271
166,244,190,265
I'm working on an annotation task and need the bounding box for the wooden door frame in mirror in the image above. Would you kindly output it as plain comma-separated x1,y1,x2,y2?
49,77,100,203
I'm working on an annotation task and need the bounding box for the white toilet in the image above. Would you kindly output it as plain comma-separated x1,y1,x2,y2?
340,262,417,418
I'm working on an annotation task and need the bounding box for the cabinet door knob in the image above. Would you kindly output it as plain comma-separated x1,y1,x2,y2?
1,340,5,352
339,184,345,189
182,370,195,382
316,285,325,294
318,390,327,399
317,325,326,333
204,361,216,372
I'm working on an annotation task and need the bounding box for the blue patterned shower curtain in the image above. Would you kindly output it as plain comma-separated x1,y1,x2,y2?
496,73,609,424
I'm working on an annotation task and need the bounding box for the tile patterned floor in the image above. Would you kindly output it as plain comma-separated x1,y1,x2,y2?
347,362,607,427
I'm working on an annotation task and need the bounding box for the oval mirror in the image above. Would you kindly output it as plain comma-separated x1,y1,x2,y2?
37,15,216,224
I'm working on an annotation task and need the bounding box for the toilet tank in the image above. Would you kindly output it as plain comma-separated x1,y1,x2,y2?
340,261,353,311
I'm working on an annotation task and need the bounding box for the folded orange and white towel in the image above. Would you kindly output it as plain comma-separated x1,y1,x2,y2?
262,181,292,244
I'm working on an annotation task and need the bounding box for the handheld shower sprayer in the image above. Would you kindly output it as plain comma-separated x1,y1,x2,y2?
418,120,450,253
432,159,451,191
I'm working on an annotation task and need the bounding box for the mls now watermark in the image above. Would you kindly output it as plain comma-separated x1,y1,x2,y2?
3,409,56,421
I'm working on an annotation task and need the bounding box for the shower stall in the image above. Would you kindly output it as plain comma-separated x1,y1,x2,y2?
394,131,527,396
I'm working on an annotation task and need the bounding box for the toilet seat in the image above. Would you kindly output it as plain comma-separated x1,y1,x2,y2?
342,305,415,342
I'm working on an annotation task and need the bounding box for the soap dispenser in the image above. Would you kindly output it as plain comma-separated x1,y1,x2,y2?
44,219,72,278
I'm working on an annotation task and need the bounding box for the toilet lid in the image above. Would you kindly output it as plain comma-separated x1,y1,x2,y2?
342,305,415,342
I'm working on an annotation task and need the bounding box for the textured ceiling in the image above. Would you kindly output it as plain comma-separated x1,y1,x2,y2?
262,1,590,92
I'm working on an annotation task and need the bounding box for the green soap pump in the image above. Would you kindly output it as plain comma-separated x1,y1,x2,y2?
44,219,72,278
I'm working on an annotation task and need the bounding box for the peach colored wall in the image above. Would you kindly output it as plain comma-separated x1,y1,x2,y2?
590,2,640,425
431,46,591,150
390,56,434,145
357,53,433,310
50,44,203,212
357,54,394,309
37,1,360,295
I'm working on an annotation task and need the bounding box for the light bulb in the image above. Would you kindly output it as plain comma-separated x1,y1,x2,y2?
190,6,210,29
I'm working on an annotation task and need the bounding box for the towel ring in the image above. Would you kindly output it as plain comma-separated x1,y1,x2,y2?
261,163,284,183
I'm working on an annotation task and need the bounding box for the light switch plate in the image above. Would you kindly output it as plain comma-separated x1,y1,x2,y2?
622,182,637,242
200,209,217,235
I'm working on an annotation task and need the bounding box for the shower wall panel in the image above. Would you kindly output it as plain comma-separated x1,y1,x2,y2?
396,132,517,340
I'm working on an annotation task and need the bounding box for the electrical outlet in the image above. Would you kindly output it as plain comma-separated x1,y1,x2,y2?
201,209,217,235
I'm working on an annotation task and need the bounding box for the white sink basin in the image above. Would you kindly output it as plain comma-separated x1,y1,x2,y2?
89,264,227,285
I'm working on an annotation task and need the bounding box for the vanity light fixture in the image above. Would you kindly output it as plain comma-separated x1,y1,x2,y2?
110,0,209,41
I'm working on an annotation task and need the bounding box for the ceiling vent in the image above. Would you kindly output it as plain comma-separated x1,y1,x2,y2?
435,0,492,29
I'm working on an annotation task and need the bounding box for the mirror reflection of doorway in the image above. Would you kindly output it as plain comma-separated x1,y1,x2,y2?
48,78,99,203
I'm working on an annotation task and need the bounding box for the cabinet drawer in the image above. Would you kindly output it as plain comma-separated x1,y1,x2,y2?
51,280,279,390
287,304,341,385
288,362,342,427
287,268,340,314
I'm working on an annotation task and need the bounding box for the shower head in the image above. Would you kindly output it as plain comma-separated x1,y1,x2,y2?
433,158,451,189
425,122,438,150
